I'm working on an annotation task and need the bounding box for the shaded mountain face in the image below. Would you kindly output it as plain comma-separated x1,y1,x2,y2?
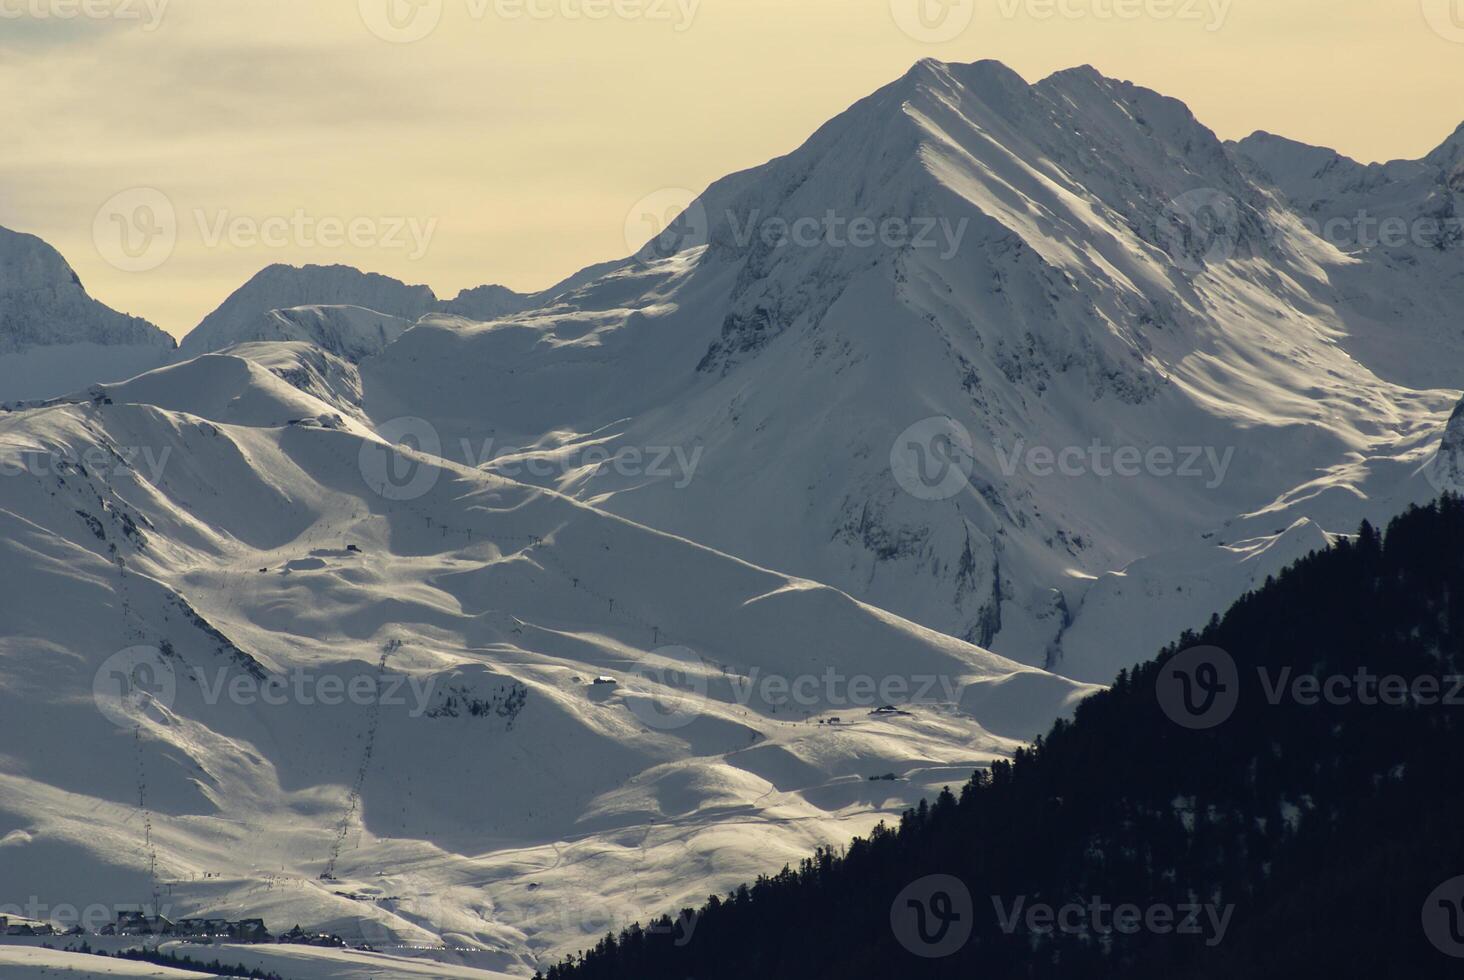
0,225,174,354
364,59,1462,682
1231,125,1464,389
541,497,1464,980
0,224,176,402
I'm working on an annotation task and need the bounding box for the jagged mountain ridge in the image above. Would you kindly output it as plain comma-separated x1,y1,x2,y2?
177,263,534,361
364,59,1464,681
3,58,1464,979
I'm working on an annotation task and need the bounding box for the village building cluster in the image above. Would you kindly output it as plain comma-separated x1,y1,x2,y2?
1,913,344,947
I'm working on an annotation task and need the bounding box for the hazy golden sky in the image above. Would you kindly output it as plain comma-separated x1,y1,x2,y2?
3,0,1461,337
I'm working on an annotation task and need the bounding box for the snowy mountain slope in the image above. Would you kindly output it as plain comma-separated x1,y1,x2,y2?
219,341,374,424
0,945,220,979
177,265,537,361
0,225,175,401
364,59,1463,680
178,265,438,359
183,305,415,364
1232,126,1464,390
0,354,1094,974
0,940,518,980
5,57,1464,980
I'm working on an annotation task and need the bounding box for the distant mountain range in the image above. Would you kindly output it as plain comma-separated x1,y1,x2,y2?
1,59,1462,976
0,247,534,399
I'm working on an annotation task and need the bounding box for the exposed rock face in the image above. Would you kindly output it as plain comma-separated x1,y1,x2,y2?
0,225,173,354
436,284,531,321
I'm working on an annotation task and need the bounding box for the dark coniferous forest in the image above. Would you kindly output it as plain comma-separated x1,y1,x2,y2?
541,496,1464,979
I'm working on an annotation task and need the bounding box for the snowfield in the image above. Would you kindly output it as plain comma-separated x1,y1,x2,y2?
0,940,518,979
2,57,1463,979
0,345,1092,974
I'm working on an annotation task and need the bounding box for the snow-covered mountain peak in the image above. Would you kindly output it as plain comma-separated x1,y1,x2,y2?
179,263,438,357
1231,131,1350,183
209,304,413,363
368,59,1463,683
0,224,173,354
437,283,533,321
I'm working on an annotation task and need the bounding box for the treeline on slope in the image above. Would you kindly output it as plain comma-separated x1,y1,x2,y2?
538,496,1464,979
